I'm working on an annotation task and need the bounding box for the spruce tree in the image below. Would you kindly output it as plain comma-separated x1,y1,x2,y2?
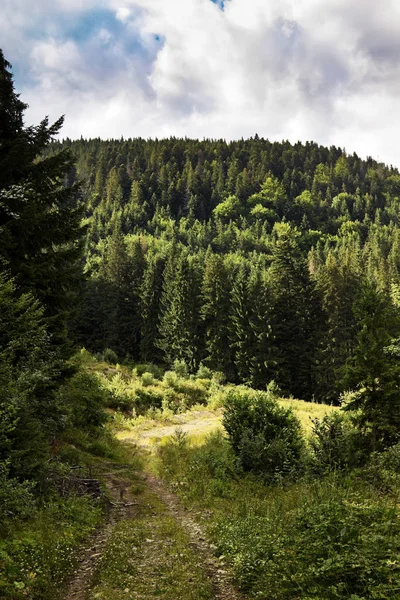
157,252,202,370
201,252,233,376
140,253,165,362
230,262,253,383
341,282,400,451
0,50,84,350
269,223,316,399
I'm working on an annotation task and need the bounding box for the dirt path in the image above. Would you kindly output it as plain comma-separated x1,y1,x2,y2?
119,409,223,448
63,474,138,600
63,467,244,600
142,471,245,600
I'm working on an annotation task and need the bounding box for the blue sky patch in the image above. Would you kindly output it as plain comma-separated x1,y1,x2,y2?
210,0,230,11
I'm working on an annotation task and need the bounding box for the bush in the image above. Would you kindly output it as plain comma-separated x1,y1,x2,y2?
102,348,118,364
310,412,364,474
163,370,179,389
195,364,213,379
58,372,109,431
158,431,237,501
141,372,154,387
0,462,35,523
176,380,208,407
134,363,164,379
223,389,305,479
214,492,400,599
211,371,226,385
362,441,400,492
133,388,163,413
172,359,188,378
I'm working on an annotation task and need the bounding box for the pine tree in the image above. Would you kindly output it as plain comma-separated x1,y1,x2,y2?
248,266,276,388
201,252,233,376
314,252,360,403
0,50,84,350
230,262,253,383
140,253,165,362
341,282,400,451
157,252,202,370
269,223,317,399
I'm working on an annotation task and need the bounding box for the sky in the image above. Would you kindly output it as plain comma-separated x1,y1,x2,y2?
2,0,400,167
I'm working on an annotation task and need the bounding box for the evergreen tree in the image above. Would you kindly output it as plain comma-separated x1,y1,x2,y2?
0,50,84,350
230,262,253,383
140,253,165,362
157,252,202,370
201,252,233,376
269,223,316,399
341,282,400,451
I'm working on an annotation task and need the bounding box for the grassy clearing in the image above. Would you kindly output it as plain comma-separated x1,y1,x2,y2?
88,486,214,600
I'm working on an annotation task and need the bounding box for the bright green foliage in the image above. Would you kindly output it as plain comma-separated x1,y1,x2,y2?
223,388,305,478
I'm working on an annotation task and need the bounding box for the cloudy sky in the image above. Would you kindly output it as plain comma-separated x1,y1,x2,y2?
2,0,400,166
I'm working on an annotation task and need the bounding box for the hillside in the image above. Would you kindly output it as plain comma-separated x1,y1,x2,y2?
52,137,400,404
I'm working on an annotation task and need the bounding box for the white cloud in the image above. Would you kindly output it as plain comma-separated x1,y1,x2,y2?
3,0,400,166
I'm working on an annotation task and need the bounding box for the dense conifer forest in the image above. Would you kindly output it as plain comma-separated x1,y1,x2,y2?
50,135,400,414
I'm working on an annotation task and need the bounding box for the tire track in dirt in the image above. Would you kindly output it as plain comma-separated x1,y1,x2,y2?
63,474,138,600
141,471,245,600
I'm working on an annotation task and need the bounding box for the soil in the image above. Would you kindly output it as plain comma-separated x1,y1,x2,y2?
63,474,137,600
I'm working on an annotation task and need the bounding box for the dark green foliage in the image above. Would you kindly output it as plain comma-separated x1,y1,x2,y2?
201,253,233,375
310,412,364,473
56,133,400,414
269,223,318,399
0,272,61,479
222,389,305,478
0,57,84,348
57,372,109,431
341,282,400,451
157,252,203,370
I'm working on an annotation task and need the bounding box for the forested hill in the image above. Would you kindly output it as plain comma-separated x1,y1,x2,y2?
55,137,400,404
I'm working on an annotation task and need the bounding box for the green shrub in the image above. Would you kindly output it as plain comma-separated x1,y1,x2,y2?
158,431,236,501
172,359,188,378
214,493,400,598
133,387,163,413
0,462,35,523
195,364,213,379
163,370,179,388
211,371,226,385
310,411,364,474
362,441,400,492
266,379,282,397
176,380,208,407
134,363,164,379
223,389,305,479
141,372,154,387
58,372,109,431
102,348,118,364
0,495,103,599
